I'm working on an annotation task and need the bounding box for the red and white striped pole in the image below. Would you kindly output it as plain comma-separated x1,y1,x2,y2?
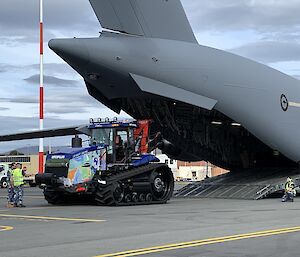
39,0,44,173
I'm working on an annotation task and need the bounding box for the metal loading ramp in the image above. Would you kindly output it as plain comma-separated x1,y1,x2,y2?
174,168,300,200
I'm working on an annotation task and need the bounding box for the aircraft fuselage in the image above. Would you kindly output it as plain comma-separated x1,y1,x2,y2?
49,34,300,168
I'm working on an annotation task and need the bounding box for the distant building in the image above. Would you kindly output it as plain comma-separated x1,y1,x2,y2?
176,161,229,181
156,154,178,173
0,155,46,175
156,154,229,181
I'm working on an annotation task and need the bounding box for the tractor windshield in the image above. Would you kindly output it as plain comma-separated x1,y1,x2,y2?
91,128,113,147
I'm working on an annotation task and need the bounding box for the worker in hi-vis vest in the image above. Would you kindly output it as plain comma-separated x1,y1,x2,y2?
6,162,16,208
11,163,26,207
282,177,296,202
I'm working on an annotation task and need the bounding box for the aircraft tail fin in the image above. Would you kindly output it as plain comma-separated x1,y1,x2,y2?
89,0,197,43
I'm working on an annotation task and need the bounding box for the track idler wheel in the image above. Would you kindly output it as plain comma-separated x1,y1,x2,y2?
146,193,153,202
149,166,174,202
124,194,131,203
139,193,146,202
132,193,138,203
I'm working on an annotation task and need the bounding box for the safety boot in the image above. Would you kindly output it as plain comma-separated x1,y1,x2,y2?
6,203,14,208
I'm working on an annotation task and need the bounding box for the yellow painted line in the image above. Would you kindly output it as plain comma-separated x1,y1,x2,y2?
9,206,61,211
0,214,105,223
0,196,44,199
0,207,61,212
95,226,300,257
0,226,13,232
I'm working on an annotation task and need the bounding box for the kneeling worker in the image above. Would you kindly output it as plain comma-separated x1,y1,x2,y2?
282,177,296,202
11,163,26,207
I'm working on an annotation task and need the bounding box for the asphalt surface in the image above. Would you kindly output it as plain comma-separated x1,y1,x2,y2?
0,187,299,257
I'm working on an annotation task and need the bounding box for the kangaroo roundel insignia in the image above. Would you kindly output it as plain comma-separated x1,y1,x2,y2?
280,94,288,112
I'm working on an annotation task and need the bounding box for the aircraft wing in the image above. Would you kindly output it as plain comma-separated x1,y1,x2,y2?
0,126,88,142
89,0,197,43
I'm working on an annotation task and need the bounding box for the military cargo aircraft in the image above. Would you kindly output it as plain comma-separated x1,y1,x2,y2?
1,0,300,172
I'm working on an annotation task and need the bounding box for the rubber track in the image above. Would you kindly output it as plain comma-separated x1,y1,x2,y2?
106,163,167,183
95,163,173,206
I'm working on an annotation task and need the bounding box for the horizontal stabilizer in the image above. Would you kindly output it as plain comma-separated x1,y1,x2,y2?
0,126,88,142
89,0,197,43
131,74,217,110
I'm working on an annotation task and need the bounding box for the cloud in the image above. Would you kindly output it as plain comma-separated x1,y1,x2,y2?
229,41,300,63
0,64,9,73
0,59,108,118
45,105,89,114
0,88,106,116
24,74,80,87
0,0,99,44
21,91,99,105
1,1,300,44
0,31,56,45
0,63,77,76
29,63,76,74
0,97,37,104
183,0,300,33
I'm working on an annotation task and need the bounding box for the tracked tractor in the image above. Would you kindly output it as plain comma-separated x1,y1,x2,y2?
35,119,174,206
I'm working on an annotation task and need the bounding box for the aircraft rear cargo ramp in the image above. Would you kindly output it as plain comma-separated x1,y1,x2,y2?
174,168,300,200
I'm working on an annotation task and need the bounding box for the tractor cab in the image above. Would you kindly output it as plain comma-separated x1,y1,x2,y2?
88,119,159,169
88,119,137,164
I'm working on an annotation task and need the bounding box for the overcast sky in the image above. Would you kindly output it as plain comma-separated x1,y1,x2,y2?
1,0,300,152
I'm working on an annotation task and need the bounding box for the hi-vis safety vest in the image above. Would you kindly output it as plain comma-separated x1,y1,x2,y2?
285,181,295,193
12,168,24,186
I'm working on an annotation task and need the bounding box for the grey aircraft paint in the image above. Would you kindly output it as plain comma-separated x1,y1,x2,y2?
49,33,300,163
89,0,197,43
0,0,298,170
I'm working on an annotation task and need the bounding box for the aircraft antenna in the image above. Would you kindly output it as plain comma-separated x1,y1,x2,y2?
39,0,44,173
